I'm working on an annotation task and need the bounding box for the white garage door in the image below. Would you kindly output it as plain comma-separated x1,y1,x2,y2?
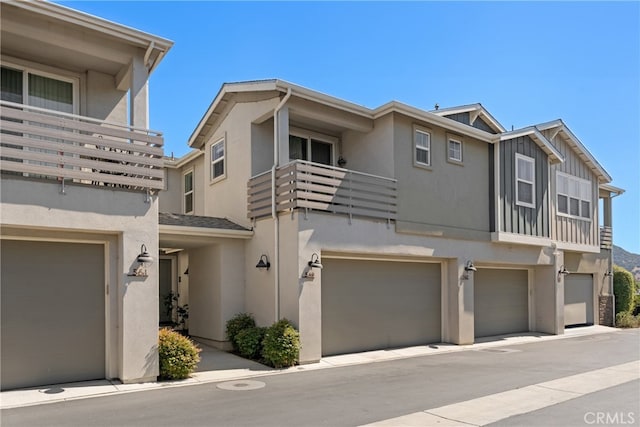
1,240,105,390
564,274,594,327
321,258,441,356
474,268,529,338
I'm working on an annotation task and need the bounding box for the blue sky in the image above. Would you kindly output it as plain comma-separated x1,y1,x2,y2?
60,1,640,253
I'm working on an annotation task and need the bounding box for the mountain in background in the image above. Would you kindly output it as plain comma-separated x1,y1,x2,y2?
613,245,640,282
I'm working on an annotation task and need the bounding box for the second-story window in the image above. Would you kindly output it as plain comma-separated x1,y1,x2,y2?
414,129,431,166
557,172,591,219
515,153,535,208
184,170,194,214
211,138,225,181
448,137,463,163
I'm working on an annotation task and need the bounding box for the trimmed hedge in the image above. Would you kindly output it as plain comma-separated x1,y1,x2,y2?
613,265,636,314
615,312,640,328
236,326,266,359
158,328,201,380
261,318,300,368
226,313,256,352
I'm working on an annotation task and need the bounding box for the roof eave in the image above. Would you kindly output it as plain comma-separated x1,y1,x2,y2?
374,101,498,143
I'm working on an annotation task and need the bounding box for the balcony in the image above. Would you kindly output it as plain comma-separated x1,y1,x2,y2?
248,160,397,223
0,101,164,190
600,226,612,250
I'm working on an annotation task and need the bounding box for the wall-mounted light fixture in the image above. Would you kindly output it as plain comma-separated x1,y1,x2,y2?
308,253,323,269
557,265,570,282
604,270,613,278
256,254,271,271
337,157,347,168
128,244,153,277
462,260,476,280
302,253,323,279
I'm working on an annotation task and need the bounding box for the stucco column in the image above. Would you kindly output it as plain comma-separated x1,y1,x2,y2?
129,54,149,129
119,198,159,383
554,251,566,335
445,259,474,345
276,106,289,166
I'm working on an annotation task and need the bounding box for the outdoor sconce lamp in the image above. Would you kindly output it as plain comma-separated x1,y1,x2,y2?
337,156,347,168
302,253,323,279
462,260,476,280
129,244,153,277
557,265,570,282
256,254,271,271
604,270,613,278
308,253,323,269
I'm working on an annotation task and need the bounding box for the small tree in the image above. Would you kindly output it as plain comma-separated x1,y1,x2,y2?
613,265,635,315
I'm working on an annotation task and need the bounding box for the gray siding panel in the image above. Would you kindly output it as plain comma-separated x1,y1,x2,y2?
443,112,470,125
473,117,497,134
546,131,599,246
499,136,549,237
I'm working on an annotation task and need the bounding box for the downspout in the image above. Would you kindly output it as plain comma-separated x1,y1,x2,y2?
272,88,292,322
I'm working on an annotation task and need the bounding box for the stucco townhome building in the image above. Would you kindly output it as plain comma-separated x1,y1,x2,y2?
160,79,624,363
1,1,172,390
0,1,625,393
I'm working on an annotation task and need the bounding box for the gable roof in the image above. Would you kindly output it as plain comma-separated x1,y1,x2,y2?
430,103,506,133
499,126,564,164
536,119,611,182
188,80,502,149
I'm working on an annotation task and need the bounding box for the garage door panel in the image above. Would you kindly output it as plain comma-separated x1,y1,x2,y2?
322,259,441,356
1,240,105,390
564,274,593,327
474,269,528,338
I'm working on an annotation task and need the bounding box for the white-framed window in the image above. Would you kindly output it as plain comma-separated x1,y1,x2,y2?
448,137,463,163
414,127,431,167
183,170,194,214
211,138,225,181
556,172,592,220
515,153,535,208
288,127,336,166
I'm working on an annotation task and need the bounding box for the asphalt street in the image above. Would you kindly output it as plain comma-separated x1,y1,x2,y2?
2,329,639,427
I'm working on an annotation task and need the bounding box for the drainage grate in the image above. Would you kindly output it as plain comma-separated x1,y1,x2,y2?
216,380,266,391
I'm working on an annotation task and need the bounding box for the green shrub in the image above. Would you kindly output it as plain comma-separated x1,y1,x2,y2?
261,318,300,368
226,313,256,352
236,326,266,359
615,312,640,328
158,328,201,380
613,266,635,314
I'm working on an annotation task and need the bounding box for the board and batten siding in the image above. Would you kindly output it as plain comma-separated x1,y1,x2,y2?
499,136,549,237
543,130,599,247
443,112,498,134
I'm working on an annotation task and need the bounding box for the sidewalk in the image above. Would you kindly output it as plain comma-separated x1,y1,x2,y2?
0,325,618,409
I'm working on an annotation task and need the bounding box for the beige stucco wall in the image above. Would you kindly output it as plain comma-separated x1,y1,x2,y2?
0,178,159,383
293,211,559,362
189,241,245,345
244,218,277,327
201,98,280,227
342,113,395,178
160,167,183,214
393,113,491,238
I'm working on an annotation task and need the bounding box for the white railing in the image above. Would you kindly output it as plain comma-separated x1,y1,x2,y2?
248,160,397,222
0,100,164,190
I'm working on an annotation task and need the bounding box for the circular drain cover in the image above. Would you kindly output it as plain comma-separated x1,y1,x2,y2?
40,387,65,394
216,380,265,391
